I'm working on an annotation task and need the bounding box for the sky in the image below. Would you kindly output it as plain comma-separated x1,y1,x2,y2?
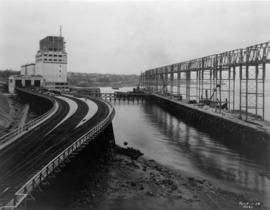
1,0,270,75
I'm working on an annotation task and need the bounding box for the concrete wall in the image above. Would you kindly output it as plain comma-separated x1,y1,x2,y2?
149,95,269,147
8,76,44,94
35,62,67,83
16,88,54,115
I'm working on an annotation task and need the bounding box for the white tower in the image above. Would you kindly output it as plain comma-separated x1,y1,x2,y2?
35,29,68,89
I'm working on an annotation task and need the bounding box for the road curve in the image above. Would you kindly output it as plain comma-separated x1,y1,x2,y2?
0,90,110,206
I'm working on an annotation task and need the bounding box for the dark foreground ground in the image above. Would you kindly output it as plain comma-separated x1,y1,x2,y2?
26,142,265,210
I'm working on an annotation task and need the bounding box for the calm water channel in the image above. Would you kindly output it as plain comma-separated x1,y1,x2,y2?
101,87,270,209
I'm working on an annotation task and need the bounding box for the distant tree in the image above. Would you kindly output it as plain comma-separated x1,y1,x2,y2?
0,69,19,82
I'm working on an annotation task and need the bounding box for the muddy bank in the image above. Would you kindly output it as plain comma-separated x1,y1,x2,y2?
70,145,264,210
26,141,265,210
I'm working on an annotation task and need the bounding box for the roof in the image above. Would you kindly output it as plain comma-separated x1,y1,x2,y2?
21,63,35,68
9,75,43,79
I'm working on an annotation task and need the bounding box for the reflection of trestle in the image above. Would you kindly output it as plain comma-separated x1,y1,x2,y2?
140,42,269,121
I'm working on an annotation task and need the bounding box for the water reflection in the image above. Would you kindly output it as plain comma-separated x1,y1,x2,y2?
112,99,270,208
146,101,269,187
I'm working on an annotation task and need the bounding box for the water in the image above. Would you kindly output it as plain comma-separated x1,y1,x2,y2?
100,87,270,209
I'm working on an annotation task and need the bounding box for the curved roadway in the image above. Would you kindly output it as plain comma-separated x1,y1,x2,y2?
0,92,110,206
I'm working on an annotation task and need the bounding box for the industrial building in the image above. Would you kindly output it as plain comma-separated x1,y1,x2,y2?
8,31,68,93
8,75,44,94
21,63,35,76
35,35,68,89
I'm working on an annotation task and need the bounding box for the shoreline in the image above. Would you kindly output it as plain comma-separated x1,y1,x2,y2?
72,145,265,210
25,142,266,210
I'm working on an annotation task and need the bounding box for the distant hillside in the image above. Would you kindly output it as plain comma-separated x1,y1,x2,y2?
0,70,140,88
68,72,139,87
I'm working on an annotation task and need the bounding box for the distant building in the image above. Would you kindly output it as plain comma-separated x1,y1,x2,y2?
35,35,68,89
8,75,44,94
21,63,35,76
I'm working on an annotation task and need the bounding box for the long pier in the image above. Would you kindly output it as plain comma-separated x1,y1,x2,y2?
140,42,270,141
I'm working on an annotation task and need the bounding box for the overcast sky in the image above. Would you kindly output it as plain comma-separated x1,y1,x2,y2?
1,0,270,75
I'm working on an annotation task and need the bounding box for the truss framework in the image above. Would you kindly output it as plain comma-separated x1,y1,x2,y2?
140,42,270,121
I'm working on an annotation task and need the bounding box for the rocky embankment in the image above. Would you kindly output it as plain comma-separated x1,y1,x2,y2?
72,145,264,210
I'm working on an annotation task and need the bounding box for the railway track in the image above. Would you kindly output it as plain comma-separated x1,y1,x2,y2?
0,90,111,207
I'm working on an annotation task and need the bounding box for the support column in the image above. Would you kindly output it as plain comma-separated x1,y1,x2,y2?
228,66,231,110
155,69,158,93
239,65,242,119
255,64,258,116
186,71,190,102
233,66,236,111
170,66,173,95
177,68,180,97
219,67,222,113
197,70,200,102
245,65,249,121
262,63,265,120
165,69,168,95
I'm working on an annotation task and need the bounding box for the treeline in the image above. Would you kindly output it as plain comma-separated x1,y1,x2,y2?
68,72,139,87
0,70,19,82
0,70,140,87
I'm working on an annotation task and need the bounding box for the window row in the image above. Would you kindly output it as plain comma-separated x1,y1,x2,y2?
43,54,64,57
36,58,64,61
44,59,64,61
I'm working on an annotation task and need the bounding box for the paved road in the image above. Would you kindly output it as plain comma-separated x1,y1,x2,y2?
0,92,109,206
